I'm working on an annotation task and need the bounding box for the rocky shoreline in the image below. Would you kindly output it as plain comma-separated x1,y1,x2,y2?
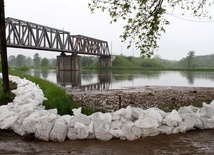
67,86,214,112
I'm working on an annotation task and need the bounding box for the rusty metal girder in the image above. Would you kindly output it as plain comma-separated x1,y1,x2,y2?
5,17,110,56
71,35,110,56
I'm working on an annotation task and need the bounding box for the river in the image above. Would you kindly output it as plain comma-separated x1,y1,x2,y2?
23,69,214,90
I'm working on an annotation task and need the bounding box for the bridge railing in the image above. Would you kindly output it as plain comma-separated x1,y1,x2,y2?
5,17,111,56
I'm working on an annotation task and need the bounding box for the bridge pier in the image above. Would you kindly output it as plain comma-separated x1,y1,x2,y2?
57,53,81,71
98,55,112,67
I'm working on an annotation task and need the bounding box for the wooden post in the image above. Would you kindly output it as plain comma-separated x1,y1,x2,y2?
0,0,9,93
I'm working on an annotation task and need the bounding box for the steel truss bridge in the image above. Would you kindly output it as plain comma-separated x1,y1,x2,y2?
5,17,111,56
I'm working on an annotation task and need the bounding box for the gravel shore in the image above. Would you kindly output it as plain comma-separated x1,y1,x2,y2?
68,86,214,112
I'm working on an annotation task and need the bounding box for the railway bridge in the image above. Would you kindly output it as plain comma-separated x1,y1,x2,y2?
5,17,112,70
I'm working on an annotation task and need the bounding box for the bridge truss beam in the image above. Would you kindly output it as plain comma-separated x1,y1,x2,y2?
5,17,111,56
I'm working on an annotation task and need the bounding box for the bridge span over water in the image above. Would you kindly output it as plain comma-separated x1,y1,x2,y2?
5,17,112,70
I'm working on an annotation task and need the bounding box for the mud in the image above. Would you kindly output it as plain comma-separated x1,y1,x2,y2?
1,129,214,154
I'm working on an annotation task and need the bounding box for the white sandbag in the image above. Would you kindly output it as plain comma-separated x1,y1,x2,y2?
112,112,121,121
110,120,122,130
70,114,91,127
121,121,142,140
61,115,73,125
199,117,214,129
178,106,199,114
109,129,124,138
95,131,113,141
0,109,15,122
21,117,38,134
113,108,125,116
48,108,58,115
35,122,54,141
0,105,8,113
157,125,172,135
0,115,18,129
88,121,94,133
50,120,68,142
131,107,143,119
123,106,132,119
210,100,214,109
72,107,82,116
67,127,78,140
194,118,204,129
11,122,25,136
173,122,187,133
141,128,160,137
135,111,159,129
94,121,112,140
99,113,112,123
124,126,142,141
74,122,89,139
180,113,197,131
199,102,214,118
163,110,182,127
121,121,134,134
146,108,164,123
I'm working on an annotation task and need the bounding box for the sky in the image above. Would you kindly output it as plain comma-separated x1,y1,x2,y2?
4,0,214,60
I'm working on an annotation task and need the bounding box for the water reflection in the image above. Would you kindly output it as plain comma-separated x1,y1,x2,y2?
180,71,214,85
22,69,214,90
57,70,81,87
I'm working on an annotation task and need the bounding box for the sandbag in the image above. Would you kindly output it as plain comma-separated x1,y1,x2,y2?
109,129,124,138
11,122,25,136
50,119,68,142
135,111,159,129
35,122,54,141
21,116,39,134
141,127,159,137
70,114,91,127
74,122,89,139
67,127,78,140
146,108,164,123
95,131,113,141
163,110,182,127
199,117,214,129
157,125,172,135
0,115,18,130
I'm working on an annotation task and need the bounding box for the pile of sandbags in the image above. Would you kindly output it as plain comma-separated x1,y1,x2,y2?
0,74,214,142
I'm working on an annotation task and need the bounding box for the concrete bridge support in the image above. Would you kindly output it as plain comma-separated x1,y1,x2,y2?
57,53,81,71
98,55,112,67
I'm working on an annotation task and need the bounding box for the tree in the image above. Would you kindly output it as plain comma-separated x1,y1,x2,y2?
26,57,33,67
186,51,195,68
89,0,213,57
16,54,26,67
41,58,50,67
33,53,41,67
8,55,16,67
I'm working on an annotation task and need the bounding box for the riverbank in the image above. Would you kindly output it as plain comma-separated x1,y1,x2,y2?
68,86,214,112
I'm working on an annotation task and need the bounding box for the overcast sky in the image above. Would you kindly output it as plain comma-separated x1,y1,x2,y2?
4,0,214,60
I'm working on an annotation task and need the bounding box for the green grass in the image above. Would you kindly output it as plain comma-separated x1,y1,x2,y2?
0,78,16,106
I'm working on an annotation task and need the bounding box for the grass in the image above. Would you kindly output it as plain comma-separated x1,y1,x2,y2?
0,71,96,116
0,79,16,106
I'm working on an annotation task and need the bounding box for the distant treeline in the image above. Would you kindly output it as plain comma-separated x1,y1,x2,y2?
7,51,214,69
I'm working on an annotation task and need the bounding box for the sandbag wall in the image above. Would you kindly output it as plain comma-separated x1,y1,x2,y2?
0,74,214,142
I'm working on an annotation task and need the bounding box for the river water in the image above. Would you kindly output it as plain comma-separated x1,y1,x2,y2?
23,69,214,90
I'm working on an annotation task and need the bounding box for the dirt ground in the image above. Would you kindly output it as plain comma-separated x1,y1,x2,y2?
1,86,214,154
1,129,214,154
